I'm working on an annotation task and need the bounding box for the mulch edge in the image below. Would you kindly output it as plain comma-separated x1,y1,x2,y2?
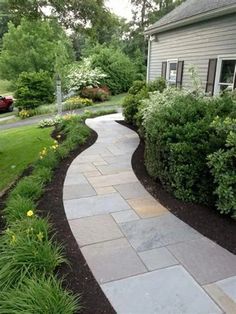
117,120,236,255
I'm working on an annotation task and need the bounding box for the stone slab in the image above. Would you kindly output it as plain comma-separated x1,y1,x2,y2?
128,197,168,218
217,276,236,302
101,265,222,314
69,215,123,247
114,182,150,200
120,214,201,252
83,170,102,178
64,174,89,186
63,184,96,200
88,171,138,188
139,247,178,271
112,210,140,223
81,238,147,284
65,193,131,219
204,283,236,314
168,237,236,285
95,186,117,195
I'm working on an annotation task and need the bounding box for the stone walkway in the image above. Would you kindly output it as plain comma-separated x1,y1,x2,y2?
63,113,236,314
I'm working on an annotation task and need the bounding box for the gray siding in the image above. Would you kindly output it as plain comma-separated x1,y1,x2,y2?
148,14,236,90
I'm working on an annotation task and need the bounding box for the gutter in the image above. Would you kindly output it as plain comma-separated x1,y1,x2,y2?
144,4,236,35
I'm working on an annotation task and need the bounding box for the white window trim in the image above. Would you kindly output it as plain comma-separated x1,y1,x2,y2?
166,59,178,84
214,55,236,95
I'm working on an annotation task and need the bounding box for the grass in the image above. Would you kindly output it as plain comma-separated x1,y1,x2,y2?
0,125,53,191
0,79,14,96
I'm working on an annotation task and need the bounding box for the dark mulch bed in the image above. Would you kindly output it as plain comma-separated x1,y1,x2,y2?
0,128,115,314
117,120,236,255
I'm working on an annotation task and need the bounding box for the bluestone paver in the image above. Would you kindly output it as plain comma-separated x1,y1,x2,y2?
112,209,140,223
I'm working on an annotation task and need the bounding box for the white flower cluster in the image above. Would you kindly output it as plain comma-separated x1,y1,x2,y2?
38,115,62,128
66,58,107,93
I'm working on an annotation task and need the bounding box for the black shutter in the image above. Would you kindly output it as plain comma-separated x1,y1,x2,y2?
161,62,167,79
206,59,217,96
234,72,236,90
176,61,184,88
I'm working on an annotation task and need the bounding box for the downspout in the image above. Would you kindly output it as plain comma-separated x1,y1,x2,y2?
146,36,151,83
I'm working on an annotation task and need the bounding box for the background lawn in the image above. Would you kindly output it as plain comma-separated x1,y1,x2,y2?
0,80,14,96
0,125,53,191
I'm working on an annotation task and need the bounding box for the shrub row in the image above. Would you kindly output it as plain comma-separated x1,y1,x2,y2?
124,80,236,217
0,114,93,312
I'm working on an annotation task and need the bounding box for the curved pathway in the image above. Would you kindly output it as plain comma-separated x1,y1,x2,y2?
63,113,236,314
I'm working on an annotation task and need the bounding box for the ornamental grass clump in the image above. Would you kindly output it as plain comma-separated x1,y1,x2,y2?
3,195,36,224
0,276,80,314
0,216,65,291
10,176,43,201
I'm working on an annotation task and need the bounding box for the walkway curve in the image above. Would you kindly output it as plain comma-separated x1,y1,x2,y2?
63,113,236,314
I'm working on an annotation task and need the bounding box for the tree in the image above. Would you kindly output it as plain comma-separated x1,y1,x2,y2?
0,18,74,81
0,0,10,47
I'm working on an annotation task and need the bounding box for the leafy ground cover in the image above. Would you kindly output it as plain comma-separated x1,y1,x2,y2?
0,125,53,191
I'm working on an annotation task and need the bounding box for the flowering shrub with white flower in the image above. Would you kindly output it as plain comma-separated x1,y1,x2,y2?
66,58,107,93
38,116,62,128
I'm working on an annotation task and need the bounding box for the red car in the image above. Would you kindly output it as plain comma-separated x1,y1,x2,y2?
0,96,14,112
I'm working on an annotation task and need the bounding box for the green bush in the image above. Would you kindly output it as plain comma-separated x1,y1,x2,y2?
91,47,136,94
142,89,236,205
208,117,236,216
14,71,55,110
0,217,64,290
128,81,146,95
0,276,80,314
148,77,167,93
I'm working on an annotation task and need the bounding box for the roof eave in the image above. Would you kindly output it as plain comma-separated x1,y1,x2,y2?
144,4,236,36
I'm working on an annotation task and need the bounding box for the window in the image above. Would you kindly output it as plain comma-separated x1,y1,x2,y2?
214,56,236,95
166,60,178,85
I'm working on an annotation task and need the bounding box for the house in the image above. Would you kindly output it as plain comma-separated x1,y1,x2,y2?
145,0,236,95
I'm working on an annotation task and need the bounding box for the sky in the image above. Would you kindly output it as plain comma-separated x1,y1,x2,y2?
106,0,133,21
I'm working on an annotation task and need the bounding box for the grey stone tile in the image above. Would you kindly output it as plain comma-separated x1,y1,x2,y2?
81,238,146,284
101,265,222,314
120,214,201,252
64,174,89,186
63,184,96,200
69,215,123,247
88,171,138,188
217,276,236,302
139,247,178,271
96,162,131,175
112,210,140,223
65,193,131,219
114,182,150,199
168,237,236,285
204,283,236,314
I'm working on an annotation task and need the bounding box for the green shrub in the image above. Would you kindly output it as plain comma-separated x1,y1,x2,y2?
91,47,136,94
123,85,149,125
32,166,53,185
148,77,167,93
14,71,55,110
0,276,80,314
64,96,93,110
208,117,236,216
10,177,43,201
142,89,236,205
128,81,146,95
0,217,65,290
4,195,36,224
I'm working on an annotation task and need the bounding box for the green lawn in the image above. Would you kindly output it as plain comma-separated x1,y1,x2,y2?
0,125,53,191
0,80,14,96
